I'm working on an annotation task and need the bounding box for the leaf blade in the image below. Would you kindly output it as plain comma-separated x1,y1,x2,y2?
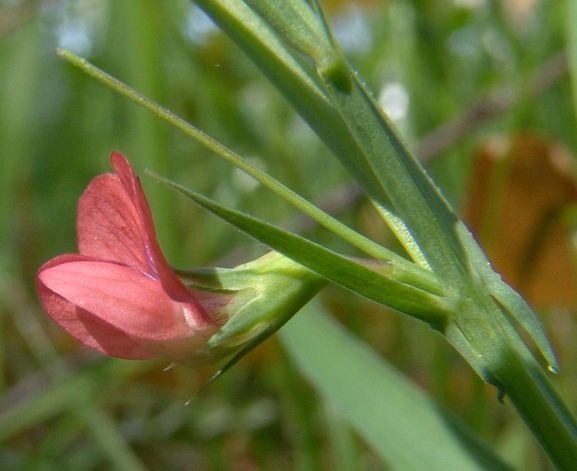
156,174,450,327
280,301,515,471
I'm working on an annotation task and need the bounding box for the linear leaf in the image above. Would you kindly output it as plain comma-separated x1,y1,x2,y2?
156,175,451,327
280,301,514,471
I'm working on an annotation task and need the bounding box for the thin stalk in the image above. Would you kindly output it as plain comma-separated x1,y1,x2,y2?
443,294,577,471
503,354,577,470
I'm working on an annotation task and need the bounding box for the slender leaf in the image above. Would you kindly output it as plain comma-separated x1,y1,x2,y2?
280,301,515,471
156,174,451,326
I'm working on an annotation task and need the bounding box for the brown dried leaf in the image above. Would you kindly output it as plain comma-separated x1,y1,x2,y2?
464,134,577,308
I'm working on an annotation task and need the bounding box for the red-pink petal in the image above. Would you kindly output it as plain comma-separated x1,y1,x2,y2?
110,152,201,302
77,152,200,303
37,256,218,360
37,255,157,359
77,173,152,273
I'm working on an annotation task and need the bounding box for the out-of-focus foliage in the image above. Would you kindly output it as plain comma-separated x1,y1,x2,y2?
0,0,575,469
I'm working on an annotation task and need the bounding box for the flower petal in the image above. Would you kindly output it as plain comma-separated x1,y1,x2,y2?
76,173,150,273
77,152,202,303
37,256,218,360
37,255,158,359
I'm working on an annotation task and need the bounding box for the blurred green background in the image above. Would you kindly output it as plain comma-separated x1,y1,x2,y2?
1,0,576,469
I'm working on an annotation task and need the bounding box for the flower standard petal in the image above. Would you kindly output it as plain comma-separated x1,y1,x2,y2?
77,173,151,273
77,152,207,306
110,152,195,301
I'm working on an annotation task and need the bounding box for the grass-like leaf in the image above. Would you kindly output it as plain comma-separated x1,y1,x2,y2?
155,173,452,328
280,301,515,471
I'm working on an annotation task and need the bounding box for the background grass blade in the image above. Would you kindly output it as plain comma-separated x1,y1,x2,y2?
280,301,514,471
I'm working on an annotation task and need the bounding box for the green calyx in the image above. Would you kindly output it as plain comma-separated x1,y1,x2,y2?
176,251,326,370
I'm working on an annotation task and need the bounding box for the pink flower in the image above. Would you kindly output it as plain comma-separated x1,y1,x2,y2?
37,152,226,365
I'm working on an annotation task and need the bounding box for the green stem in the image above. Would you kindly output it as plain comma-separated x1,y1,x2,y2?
499,344,577,470
503,362,577,471
444,296,577,470
183,1,577,467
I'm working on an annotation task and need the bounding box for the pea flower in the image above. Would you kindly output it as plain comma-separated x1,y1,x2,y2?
36,152,229,365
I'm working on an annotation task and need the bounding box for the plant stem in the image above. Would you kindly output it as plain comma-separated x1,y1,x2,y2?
500,346,577,469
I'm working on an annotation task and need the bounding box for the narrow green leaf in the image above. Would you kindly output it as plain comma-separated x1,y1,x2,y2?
280,301,514,471
485,276,559,374
155,174,451,327
323,401,360,471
